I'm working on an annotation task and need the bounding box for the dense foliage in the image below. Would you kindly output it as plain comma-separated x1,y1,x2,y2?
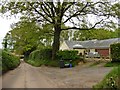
110,43,120,62
2,50,20,73
73,29,118,41
2,17,53,57
26,48,59,67
57,50,80,60
26,49,81,67
29,48,52,61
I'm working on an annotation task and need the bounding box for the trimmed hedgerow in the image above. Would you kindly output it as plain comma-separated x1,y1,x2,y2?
29,48,52,61
2,50,20,73
26,48,54,67
110,43,120,62
56,50,80,60
27,49,81,67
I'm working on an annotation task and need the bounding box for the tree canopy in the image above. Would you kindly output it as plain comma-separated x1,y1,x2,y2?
1,1,119,59
2,17,53,55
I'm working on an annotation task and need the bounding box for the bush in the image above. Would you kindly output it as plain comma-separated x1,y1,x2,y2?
2,50,20,73
29,48,52,61
56,50,80,60
110,43,120,62
27,48,58,67
27,49,81,67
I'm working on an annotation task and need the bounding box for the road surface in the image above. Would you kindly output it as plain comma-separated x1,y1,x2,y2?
2,61,58,88
2,60,112,88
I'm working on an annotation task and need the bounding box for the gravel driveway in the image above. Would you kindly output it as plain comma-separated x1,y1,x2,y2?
2,60,112,88
39,61,112,88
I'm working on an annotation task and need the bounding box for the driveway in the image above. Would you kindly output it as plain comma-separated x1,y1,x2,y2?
2,61,58,88
2,60,112,88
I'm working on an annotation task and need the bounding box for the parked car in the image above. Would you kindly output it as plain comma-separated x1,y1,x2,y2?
85,52,100,58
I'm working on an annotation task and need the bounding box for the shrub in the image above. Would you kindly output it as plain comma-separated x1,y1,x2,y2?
56,50,80,60
27,48,57,67
29,48,52,61
2,50,20,73
110,43,120,62
27,49,81,67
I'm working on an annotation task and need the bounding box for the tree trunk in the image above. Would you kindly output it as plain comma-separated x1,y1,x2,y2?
52,25,61,60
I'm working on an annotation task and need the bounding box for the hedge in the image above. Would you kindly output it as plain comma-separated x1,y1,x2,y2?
27,49,81,67
2,50,20,73
27,48,59,67
56,50,80,60
110,43,120,62
29,48,52,61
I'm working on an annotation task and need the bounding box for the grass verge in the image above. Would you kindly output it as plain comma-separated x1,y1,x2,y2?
26,59,81,67
93,65,120,89
26,59,59,67
104,62,120,67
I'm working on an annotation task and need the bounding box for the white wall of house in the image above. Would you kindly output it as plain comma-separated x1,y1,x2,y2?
60,41,70,50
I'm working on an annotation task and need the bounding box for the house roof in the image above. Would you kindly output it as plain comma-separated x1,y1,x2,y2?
65,38,120,49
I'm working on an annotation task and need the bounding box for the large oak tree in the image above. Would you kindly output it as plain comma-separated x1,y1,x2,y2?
1,1,119,60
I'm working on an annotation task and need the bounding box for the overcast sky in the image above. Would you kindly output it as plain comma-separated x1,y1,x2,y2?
0,14,20,48
0,0,118,49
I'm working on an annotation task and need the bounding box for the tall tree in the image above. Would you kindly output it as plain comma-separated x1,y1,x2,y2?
8,17,53,55
10,18,41,55
1,1,118,59
73,29,117,41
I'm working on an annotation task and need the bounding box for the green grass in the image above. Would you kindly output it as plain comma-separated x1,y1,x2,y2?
93,65,120,89
26,59,81,67
26,59,59,67
27,59,45,67
104,62,120,67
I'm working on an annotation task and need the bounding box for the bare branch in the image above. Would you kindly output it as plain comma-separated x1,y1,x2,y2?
40,4,52,18
62,2,76,14
63,2,89,24
29,2,53,23
61,19,104,30
47,2,56,23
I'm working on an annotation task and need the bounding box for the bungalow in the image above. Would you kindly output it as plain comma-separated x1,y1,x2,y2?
60,38,120,58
